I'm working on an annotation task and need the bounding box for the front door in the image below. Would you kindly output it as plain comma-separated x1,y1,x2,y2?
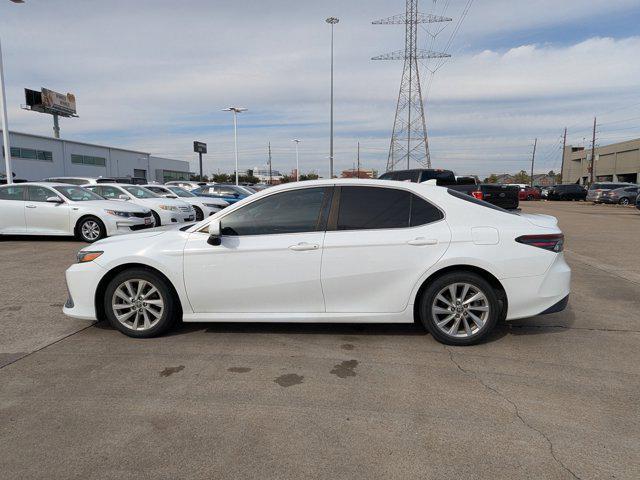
183,186,333,313
321,186,451,313
25,186,70,234
0,185,27,234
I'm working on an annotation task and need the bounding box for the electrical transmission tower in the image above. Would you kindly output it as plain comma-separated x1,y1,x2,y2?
373,0,451,171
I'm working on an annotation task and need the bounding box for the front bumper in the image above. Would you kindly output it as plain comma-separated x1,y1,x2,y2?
104,215,154,236
62,261,105,320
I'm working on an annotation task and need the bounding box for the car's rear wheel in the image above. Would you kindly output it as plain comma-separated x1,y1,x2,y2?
76,216,106,243
419,272,499,346
193,206,204,221
619,198,630,205
103,268,178,338
527,194,534,200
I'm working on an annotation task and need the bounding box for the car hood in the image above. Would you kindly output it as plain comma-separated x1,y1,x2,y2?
133,197,191,208
520,213,559,229
76,199,148,213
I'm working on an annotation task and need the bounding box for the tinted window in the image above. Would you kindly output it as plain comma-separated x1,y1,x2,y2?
221,187,330,236
99,186,123,199
410,195,444,226
447,189,511,213
338,187,411,230
27,186,57,202
0,185,25,200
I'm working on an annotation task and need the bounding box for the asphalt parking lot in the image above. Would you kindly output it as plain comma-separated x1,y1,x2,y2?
1,201,638,480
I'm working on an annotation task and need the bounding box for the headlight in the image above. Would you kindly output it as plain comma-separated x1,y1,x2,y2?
77,251,103,263
159,205,178,211
105,209,132,217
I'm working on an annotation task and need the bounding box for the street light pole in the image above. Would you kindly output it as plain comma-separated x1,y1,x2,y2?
1,1,26,184
292,139,300,181
326,16,339,179
223,106,247,186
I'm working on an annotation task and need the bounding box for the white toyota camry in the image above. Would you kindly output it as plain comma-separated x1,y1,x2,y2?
63,179,571,345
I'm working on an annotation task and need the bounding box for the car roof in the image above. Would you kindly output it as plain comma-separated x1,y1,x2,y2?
1,181,88,188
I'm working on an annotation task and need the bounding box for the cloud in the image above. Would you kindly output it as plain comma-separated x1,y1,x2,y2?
1,1,639,178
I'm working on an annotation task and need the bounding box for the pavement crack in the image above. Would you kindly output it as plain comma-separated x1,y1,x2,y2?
446,347,581,480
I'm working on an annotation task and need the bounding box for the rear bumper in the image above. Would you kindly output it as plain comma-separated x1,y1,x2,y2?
503,253,571,320
539,294,569,315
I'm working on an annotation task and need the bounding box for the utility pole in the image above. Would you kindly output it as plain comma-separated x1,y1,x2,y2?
560,127,567,185
0,37,13,184
268,142,272,185
590,117,597,185
530,138,537,187
357,141,360,178
326,17,339,178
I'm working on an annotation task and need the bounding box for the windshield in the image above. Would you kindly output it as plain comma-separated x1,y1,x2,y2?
167,186,196,198
123,186,160,199
53,186,104,201
237,186,255,195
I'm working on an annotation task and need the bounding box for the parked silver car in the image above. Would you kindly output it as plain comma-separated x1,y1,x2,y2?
586,182,636,203
599,185,640,205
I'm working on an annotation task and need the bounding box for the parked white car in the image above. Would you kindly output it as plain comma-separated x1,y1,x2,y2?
164,180,208,191
142,184,228,221
83,184,195,226
43,176,117,185
0,182,154,242
64,179,571,345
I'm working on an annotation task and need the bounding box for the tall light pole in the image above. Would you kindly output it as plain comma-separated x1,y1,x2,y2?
326,16,339,178
292,139,300,181
223,107,247,185
1,0,24,184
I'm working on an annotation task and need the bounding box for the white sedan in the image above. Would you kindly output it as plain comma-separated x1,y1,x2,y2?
142,184,228,221
84,184,195,226
0,182,154,242
63,179,571,345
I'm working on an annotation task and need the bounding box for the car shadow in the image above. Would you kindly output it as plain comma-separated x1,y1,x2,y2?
0,234,84,243
93,307,576,343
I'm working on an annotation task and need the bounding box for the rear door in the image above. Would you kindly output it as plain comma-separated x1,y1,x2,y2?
25,186,70,234
0,185,27,234
321,185,451,313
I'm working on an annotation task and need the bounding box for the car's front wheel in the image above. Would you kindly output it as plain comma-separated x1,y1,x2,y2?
419,272,500,346
193,206,204,221
76,216,106,243
619,198,630,205
103,268,178,338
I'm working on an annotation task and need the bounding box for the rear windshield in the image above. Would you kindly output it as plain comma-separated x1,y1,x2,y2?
447,189,513,214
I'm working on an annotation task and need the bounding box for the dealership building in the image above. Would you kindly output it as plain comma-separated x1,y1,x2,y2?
562,138,640,185
1,129,192,183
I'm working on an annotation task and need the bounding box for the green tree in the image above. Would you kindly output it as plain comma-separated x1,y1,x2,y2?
513,170,530,184
485,174,499,184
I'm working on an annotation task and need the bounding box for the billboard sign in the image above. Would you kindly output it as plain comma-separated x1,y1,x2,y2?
193,141,207,154
41,88,77,115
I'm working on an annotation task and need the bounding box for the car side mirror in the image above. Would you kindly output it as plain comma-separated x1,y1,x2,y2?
46,196,63,203
118,194,130,201
207,219,222,246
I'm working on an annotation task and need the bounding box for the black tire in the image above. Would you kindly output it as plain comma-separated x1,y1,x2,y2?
76,216,106,243
619,198,630,205
103,268,178,338
418,272,500,346
151,210,161,227
526,194,534,201
193,206,204,221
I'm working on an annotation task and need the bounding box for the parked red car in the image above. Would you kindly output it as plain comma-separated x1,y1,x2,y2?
519,186,541,201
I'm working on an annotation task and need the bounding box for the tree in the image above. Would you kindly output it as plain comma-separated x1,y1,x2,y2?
485,174,498,184
299,172,319,181
211,173,231,183
513,170,530,184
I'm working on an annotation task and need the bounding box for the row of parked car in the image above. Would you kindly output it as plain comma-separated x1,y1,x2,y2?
0,176,264,243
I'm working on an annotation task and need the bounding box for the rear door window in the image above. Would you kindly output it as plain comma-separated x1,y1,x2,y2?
27,186,57,202
337,186,410,230
0,185,26,200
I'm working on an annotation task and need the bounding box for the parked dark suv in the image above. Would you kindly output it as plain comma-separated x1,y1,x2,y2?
547,184,587,201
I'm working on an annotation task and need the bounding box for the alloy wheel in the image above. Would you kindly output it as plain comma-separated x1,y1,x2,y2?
81,220,101,241
431,283,490,338
620,198,629,205
111,279,165,331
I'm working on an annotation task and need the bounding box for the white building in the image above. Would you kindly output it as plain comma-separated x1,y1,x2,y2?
252,166,284,183
1,130,192,183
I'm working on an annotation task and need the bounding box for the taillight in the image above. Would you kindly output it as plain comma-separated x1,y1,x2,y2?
471,191,483,200
516,234,564,252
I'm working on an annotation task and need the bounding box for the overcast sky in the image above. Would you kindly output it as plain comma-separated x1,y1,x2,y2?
1,0,640,178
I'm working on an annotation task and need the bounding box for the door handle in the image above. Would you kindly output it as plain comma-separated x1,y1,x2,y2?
26,205,37,209
289,242,319,251
407,237,438,246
